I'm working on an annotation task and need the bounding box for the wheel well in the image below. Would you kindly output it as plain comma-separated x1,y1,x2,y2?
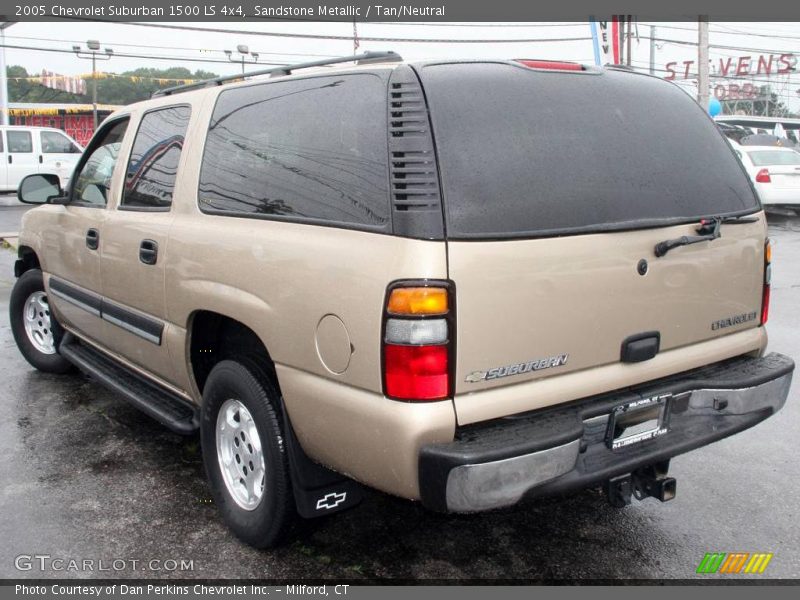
189,311,278,395
16,246,40,277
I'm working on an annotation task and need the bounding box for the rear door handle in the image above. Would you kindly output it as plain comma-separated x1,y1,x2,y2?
139,239,158,265
86,228,99,250
7,155,11,164
38,155,43,164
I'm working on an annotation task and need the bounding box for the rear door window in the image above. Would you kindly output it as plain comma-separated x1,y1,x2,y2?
122,105,191,210
419,63,759,239
7,131,33,153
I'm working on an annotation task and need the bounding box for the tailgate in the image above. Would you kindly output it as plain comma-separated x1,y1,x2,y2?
416,61,766,423
450,217,767,415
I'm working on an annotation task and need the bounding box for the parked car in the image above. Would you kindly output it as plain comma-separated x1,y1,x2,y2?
0,125,83,193
9,53,793,548
730,142,800,208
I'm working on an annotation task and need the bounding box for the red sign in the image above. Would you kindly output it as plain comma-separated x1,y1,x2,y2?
665,54,796,80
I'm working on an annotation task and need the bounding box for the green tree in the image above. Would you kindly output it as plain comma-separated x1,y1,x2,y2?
722,84,798,118
7,65,87,103
89,67,219,104
6,65,218,106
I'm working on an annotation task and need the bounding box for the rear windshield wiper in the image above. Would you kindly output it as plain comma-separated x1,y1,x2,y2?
654,215,759,258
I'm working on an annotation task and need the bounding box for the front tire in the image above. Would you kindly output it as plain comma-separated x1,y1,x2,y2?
9,269,72,374
200,359,296,548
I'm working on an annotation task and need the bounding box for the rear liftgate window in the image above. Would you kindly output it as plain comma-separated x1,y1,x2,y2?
198,73,390,229
420,63,760,239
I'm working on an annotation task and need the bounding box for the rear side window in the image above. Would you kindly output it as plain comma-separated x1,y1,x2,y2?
420,63,759,239
198,73,390,228
122,105,191,210
747,150,800,166
7,131,32,153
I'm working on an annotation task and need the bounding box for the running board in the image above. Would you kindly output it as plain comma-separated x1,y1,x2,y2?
59,336,199,435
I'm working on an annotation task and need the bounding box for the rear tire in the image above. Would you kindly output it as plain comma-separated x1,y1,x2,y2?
200,359,297,548
9,269,72,374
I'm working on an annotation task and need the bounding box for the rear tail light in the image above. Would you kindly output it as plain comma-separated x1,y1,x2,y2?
762,239,772,325
515,59,584,71
756,168,771,183
383,282,453,401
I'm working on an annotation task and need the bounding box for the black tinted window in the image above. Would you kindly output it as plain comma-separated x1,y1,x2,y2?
122,106,191,209
199,74,389,228
420,63,759,238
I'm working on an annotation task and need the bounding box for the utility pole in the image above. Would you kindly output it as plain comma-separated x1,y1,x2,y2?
626,16,632,66
73,40,113,131
0,22,16,126
698,16,709,112
649,25,657,75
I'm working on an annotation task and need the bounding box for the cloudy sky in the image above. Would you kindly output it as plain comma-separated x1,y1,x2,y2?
1,20,799,109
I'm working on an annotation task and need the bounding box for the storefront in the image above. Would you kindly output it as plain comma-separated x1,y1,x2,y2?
7,103,121,146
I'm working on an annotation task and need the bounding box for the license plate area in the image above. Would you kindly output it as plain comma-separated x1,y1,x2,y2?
607,394,670,450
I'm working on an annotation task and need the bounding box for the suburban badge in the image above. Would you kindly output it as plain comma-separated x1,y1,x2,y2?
465,353,569,383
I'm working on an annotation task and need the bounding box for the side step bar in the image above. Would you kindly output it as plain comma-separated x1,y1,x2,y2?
59,335,199,435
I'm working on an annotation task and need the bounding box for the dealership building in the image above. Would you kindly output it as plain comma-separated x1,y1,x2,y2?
6,102,121,146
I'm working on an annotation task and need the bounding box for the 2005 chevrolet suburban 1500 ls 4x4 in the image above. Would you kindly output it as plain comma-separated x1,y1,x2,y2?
9,52,794,548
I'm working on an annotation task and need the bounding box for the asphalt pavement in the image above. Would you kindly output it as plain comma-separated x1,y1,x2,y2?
0,193,31,235
0,217,798,581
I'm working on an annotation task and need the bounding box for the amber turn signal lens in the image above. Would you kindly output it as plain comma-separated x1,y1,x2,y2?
765,239,772,263
387,287,448,315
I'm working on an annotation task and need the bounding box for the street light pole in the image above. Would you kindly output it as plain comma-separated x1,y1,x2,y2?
73,40,113,131
226,45,259,74
0,22,17,127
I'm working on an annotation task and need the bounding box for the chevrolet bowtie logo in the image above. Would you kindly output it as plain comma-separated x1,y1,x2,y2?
316,492,347,511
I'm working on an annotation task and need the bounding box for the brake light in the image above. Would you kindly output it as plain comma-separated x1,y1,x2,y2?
761,239,771,325
515,59,584,71
756,168,771,183
383,282,452,401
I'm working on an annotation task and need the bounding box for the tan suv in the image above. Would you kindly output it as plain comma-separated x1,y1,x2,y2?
9,52,794,548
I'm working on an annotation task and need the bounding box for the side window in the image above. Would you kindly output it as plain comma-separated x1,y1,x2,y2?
72,118,129,207
41,131,81,154
122,105,191,210
198,74,389,228
7,131,33,153
0,133,4,152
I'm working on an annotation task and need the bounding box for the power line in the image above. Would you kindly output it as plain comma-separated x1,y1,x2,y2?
1,33,338,59
106,20,592,44
0,42,289,66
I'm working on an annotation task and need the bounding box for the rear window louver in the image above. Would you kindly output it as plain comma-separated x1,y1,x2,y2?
388,65,444,239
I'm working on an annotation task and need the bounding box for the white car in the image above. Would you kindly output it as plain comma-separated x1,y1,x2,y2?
730,143,800,207
0,125,83,192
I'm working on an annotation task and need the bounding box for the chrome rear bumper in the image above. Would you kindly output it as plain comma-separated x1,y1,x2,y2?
419,353,793,513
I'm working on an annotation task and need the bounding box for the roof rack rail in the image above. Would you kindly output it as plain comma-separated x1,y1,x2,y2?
152,50,403,98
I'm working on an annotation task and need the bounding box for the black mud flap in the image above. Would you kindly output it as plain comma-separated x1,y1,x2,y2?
14,259,25,278
281,406,363,519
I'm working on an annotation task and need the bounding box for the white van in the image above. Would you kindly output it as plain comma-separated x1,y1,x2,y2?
0,125,83,192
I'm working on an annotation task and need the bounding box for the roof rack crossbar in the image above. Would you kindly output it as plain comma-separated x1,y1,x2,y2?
152,50,402,98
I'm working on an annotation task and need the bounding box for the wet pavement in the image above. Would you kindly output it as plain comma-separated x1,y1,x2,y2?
1,217,799,581
0,194,31,233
